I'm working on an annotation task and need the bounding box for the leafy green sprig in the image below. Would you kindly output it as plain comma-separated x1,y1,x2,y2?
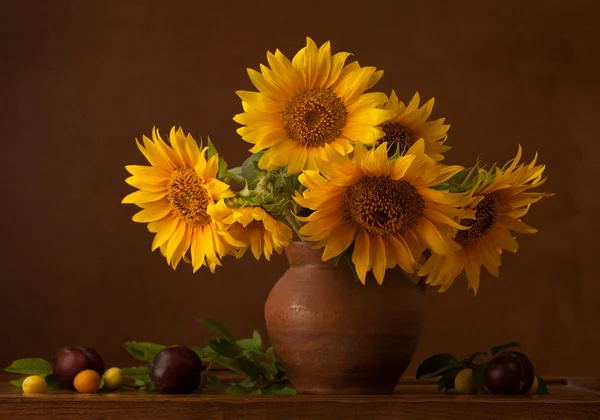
121,317,295,395
416,341,549,395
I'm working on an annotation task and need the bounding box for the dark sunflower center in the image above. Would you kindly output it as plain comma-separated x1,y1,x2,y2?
282,88,347,147
343,176,424,235
167,168,212,227
455,193,499,247
381,123,416,155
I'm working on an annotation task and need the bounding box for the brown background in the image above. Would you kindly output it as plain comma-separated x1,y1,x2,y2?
1,0,599,376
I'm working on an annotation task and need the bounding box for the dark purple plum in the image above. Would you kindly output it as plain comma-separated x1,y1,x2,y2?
149,346,203,394
78,347,105,375
484,351,535,395
52,346,105,389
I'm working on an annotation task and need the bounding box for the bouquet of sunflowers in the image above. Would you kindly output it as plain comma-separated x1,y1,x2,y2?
122,37,549,295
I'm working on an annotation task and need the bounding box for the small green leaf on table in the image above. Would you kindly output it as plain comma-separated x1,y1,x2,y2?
536,375,550,395
468,352,488,363
201,372,221,388
265,347,276,363
193,346,218,360
207,338,241,359
9,374,61,390
260,362,278,379
121,366,150,380
226,383,262,395
237,329,264,354
490,341,521,356
196,317,237,342
472,363,488,392
437,368,462,392
4,358,52,376
237,378,256,388
9,378,25,388
45,375,61,390
237,357,262,382
264,382,297,395
124,342,166,363
416,353,460,379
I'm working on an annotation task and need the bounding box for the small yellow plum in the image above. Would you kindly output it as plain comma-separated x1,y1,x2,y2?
103,367,123,391
22,376,48,394
73,369,101,393
528,376,539,395
454,368,479,394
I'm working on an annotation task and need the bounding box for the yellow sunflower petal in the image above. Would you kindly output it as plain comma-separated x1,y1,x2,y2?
334,66,378,105
132,202,172,223
165,223,187,265
387,234,417,273
389,154,417,179
352,230,371,284
125,176,167,193
416,218,460,256
125,165,170,179
122,190,168,204
151,216,179,251
321,222,356,261
370,234,387,284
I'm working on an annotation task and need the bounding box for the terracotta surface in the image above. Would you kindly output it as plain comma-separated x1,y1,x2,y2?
265,242,424,394
1,0,599,378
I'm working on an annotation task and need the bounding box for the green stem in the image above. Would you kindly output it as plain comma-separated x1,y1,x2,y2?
214,358,247,377
223,170,246,188
342,252,361,283
285,213,303,238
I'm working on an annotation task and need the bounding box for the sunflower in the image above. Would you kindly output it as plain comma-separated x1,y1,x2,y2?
208,201,293,260
379,91,451,161
294,140,475,284
122,127,234,272
419,146,550,294
234,37,391,174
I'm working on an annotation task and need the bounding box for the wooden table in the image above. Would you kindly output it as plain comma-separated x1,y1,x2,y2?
1,374,599,419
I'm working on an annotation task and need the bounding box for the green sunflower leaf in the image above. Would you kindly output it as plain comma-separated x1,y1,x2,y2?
218,156,229,178
241,154,261,184
206,137,218,159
